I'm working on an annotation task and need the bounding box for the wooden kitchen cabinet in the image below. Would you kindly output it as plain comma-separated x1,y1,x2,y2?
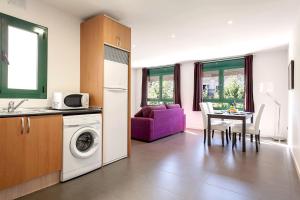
0,115,62,190
31,115,62,176
103,16,131,51
0,117,25,190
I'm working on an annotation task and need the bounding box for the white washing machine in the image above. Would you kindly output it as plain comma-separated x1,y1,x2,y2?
61,114,102,182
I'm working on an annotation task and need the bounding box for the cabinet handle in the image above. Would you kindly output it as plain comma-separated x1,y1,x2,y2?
116,36,121,46
21,117,24,134
27,117,31,134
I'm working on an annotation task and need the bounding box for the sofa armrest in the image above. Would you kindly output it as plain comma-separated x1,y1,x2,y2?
131,117,154,141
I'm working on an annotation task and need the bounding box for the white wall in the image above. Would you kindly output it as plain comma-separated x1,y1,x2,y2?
288,20,300,176
181,61,203,129
253,49,288,137
0,0,81,107
131,68,142,116
130,69,136,116
132,49,289,137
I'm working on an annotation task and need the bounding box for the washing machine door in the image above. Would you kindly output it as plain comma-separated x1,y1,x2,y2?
70,127,100,159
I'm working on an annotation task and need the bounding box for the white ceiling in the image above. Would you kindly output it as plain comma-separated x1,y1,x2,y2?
41,0,300,68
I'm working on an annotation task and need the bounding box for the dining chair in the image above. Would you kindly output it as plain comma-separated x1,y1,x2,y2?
200,102,230,146
207,102,214,114
206,102,215,138
206,102,232,140
206,102,216,138
231,104,265,152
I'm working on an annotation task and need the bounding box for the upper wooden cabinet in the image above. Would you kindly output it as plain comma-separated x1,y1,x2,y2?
0,115,62,190
103,16,131,51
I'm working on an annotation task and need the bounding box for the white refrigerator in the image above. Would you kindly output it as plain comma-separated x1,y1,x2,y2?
103,59,128,165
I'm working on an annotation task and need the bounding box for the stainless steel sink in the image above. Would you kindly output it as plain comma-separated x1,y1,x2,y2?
0,109,22,114
25,108,57,113
0,108,58,115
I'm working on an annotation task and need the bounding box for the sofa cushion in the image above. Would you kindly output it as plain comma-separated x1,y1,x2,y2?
166,104,181,109
142,105,166,118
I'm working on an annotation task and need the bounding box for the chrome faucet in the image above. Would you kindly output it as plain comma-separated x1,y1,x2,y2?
8,99,28,113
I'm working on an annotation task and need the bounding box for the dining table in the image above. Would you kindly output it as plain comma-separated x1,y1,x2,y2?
207,111,254,152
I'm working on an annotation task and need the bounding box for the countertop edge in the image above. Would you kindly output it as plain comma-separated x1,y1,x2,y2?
0,108,102,118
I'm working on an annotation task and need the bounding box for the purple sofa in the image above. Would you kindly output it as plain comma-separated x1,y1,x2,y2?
131,104,186,142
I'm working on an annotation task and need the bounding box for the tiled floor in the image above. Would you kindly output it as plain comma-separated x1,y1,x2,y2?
19,130,300,200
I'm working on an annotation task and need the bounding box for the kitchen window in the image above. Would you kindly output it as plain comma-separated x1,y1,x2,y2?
0,13,48,99
147,66,174,105
202,59,245,110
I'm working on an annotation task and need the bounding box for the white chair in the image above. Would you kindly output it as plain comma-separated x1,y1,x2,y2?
200,102,230,146
207,102,214,114
206,102,232,139
231,104,265,152
206,102,216,138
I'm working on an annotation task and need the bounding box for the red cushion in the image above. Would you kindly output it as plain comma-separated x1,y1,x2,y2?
166,104,181,109
142,105,166,118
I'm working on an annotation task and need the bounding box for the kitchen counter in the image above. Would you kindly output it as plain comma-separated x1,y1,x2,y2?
0,107,102,118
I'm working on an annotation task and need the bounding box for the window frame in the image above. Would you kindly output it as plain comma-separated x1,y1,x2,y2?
0,13,48,99
202,59,245,108
147,66,174,105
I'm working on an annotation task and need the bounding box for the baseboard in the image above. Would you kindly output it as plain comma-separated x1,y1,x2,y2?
185,128,202,131
103,156,128,166
290,148,300,180
0,172,60,200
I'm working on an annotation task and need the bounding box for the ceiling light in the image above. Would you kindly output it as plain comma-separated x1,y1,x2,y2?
227,20,233,25
170,34,176,39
